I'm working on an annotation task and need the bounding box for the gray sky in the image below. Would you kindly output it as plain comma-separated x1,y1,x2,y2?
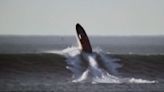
0,0,164,36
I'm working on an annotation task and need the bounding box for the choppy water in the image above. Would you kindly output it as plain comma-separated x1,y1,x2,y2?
0,36,164,91
0,51,164,91
46,46,157,84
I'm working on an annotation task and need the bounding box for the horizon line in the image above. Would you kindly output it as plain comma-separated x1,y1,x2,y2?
0,34,164,37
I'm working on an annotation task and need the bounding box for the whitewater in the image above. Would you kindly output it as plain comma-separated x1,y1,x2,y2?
45,46,157,84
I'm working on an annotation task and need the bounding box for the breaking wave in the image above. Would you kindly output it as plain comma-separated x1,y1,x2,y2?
45,46,157,84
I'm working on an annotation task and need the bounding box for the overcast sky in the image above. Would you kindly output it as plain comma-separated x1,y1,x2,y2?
0,0,164,36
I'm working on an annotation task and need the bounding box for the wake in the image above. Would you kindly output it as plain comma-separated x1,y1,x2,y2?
45,46,157,84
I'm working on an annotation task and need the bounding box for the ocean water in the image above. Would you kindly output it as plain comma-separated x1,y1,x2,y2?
0,36,164,54
0,36,164,91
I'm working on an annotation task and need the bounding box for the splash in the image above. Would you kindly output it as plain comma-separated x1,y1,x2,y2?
44,47,157,84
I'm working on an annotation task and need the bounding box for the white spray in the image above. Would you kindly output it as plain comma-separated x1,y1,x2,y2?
45,46,157,84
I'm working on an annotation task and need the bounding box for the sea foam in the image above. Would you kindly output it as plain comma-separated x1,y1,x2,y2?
45,46,157,84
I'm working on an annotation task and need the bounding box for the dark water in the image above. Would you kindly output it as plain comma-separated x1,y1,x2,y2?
0,36,164,91
0,54,164,91
0,36,164,54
